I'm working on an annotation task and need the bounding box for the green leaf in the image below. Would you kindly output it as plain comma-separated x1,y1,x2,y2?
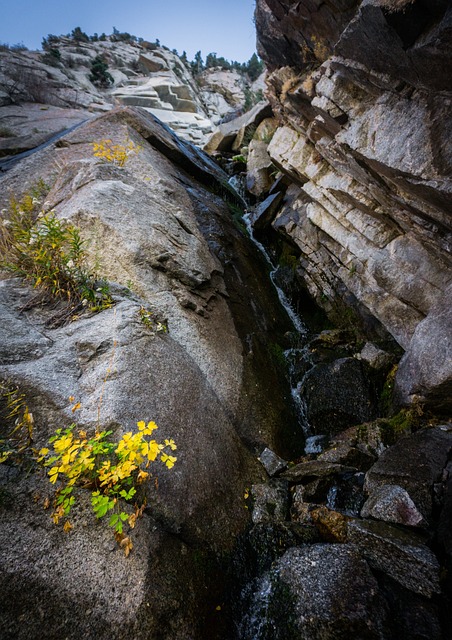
119,487,136,501
109,514,119,527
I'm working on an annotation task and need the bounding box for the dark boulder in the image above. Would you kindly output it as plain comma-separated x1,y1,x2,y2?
348,519,441,598
364,426,452,521
299,357,378,436
242,544,390,639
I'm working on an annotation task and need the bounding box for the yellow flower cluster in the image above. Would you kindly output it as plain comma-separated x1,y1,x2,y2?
92,138,142,167
38,419,177,553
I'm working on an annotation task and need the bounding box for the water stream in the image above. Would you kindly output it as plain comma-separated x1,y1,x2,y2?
242,210,308,338
224,178,324,639
235,183,313,439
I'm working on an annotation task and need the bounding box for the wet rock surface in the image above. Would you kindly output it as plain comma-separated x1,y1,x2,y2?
243,544,390,640
239,417,452,639
348,519,441,598
361,484,425,528
299,357,378,436
364,427,452,521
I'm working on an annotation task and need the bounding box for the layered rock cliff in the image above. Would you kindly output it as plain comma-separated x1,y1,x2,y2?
252,0,451,411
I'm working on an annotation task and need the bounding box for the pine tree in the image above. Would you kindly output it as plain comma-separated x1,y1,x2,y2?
89,56,114,88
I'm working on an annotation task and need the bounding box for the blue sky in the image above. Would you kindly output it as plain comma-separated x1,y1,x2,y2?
0,0,257,62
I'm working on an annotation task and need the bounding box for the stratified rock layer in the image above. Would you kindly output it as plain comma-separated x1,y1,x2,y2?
254,0,452,411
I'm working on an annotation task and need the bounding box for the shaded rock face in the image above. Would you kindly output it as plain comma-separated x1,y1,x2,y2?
364,426,452,522
239,422,451,639
242,544,390,639
299,357,378,436
253,0,452,411
395,283,452,412
0,106,301,639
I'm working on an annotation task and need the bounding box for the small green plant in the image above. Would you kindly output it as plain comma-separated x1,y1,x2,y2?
0,382,34,463
242,124,257,147
232,154,246,164
38,420,177,554
92,138,142,167
380,364,398,414
139,306,167,333
1,204,112,312
0,126,14,138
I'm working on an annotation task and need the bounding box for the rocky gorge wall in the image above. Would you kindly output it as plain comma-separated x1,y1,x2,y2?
253,0,451,412
0,7,451,638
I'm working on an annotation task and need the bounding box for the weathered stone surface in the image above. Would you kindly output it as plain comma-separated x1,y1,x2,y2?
246,139,272,195
299,357,378,436
246,121,278,196
0,106,301,639
0,280,52,363
282,459,355,483
243,544,389,639
197,68,247,122
319,441,376,471
361,484,425,527
258,447,288,477
251,481,289,524
395,284,452,413
359,343,394,371
0,103,92,158
291,501,349,543
348,519,441,597
0,38,260,150
254,0,452,402
203,101,273,154
247,191,283,230
310,505,349,543
0,291,257,639
364,427,452,520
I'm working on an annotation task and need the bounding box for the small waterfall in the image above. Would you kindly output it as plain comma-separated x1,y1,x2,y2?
228,174,248,202
242,211,308,337
227,178,313,440
238,574,275,640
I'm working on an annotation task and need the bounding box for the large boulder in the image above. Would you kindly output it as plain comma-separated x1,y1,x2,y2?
203,101,273,154
348,519,441,597
299,357,378,436
241,544,390,639
0,106,300,639
395,284,452,413
364,426,452,521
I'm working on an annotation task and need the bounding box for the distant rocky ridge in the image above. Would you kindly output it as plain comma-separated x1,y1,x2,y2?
0,35,264,152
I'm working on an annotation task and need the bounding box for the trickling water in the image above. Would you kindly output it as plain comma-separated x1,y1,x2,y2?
228,174,248,202
240,206,313,439
239,574,275,640
242,211,308,337
225,182,315,639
